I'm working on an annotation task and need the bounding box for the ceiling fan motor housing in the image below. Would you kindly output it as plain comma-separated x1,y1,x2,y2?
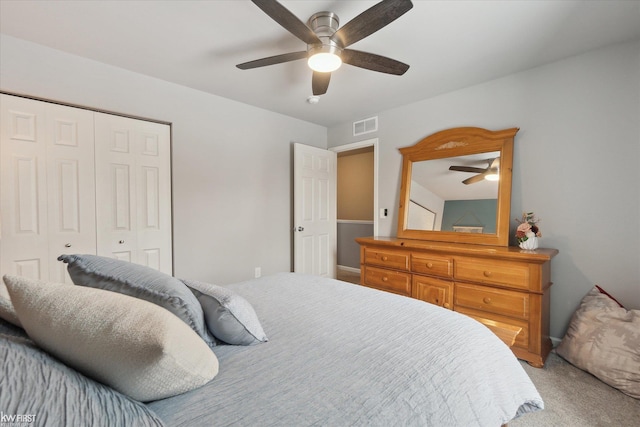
307,11,342,63
308,11,339,37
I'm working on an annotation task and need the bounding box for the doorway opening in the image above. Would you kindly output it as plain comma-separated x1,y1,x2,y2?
331,139,378,284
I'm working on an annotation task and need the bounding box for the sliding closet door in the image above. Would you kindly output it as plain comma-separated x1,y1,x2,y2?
94,113,172,274
0,94,96,282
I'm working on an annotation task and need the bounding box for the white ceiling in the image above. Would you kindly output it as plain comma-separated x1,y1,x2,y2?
1,0,639,127
412,151,500,200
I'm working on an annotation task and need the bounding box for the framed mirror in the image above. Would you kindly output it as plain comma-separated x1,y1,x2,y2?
397,127,518,246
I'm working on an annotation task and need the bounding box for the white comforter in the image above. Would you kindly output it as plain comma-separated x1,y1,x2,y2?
148,273,543,426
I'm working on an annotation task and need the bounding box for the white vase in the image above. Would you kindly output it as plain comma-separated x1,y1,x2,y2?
519,236,539,250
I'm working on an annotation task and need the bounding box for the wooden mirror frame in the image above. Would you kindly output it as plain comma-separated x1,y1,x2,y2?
397,127,518,246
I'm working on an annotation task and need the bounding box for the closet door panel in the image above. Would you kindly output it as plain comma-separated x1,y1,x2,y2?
136,122,172,274
46,104,97,283
95,113,138,263
0,95,49,279
95,113,172,273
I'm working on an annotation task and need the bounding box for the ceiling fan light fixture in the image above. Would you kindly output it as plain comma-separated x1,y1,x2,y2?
307,44,342,72
484,172,500,181
238,0,413,94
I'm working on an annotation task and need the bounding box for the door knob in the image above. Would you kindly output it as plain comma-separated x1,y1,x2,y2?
118,240,125,244
296,226,304,232
64,243,72,248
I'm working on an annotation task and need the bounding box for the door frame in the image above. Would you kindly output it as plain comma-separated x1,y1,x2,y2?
330,138,379,237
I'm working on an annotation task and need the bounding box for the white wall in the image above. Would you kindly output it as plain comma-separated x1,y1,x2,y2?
0,35,327,284
328,40,640,339
2,33,638,340
408,180,444,231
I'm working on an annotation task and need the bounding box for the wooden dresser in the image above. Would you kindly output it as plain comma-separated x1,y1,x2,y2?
356,236,558,367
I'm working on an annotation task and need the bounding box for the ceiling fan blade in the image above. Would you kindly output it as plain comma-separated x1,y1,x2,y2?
236,51,307,70
462,173,488,185
449,166,487,174
331,0,413,48
312,72,331,95
251,0,321,45
341,49,409,75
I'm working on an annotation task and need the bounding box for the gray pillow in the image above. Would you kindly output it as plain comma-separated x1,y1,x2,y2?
182,279,268,345
1,331,165,426
4,274,219,402
58,254,215,348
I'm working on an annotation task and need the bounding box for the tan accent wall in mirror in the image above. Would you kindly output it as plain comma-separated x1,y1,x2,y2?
337,147,374,220
397,127,517,246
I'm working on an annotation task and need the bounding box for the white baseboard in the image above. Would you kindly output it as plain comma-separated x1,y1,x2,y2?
337,265,360,274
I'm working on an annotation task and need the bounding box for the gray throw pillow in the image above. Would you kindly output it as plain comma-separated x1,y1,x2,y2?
182,279,268,346
58,254,215,348
4,274,219,402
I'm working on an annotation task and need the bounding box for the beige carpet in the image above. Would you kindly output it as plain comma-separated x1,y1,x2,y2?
511,351,639,426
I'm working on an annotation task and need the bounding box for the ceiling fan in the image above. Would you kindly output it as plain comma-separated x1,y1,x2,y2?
236,0,413,96
449,158,500,185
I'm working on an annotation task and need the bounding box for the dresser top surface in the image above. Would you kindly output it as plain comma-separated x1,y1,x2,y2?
357,236,558,263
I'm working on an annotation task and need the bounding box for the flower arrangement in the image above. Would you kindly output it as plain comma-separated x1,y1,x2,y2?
515,212,541,245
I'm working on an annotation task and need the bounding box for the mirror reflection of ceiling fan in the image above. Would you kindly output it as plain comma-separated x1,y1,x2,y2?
449,158,500,185
236,0,413,95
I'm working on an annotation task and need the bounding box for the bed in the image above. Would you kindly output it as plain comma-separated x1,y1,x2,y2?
1,259,543,427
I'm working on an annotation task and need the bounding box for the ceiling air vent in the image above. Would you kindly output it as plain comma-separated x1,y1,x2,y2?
353,116,378,136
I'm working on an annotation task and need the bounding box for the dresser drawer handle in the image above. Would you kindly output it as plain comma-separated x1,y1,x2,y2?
382,256,388,261
426,262,433,268
483,297,492,304
382,276,388,282
483,271,492,277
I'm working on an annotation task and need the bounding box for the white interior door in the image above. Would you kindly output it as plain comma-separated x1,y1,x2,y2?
135,120,172,273
293,143,336,277
94,113,172,274
0,95,50,280
46,103,96,283
0,95,96,283
95,113,139,265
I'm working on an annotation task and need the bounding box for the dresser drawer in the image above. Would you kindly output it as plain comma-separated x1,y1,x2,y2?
364,248,410,271
456,307,530,350
454,257,530,290
412,275,454,309
411,254,453,278
363,266,411,296
455,283,529,320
